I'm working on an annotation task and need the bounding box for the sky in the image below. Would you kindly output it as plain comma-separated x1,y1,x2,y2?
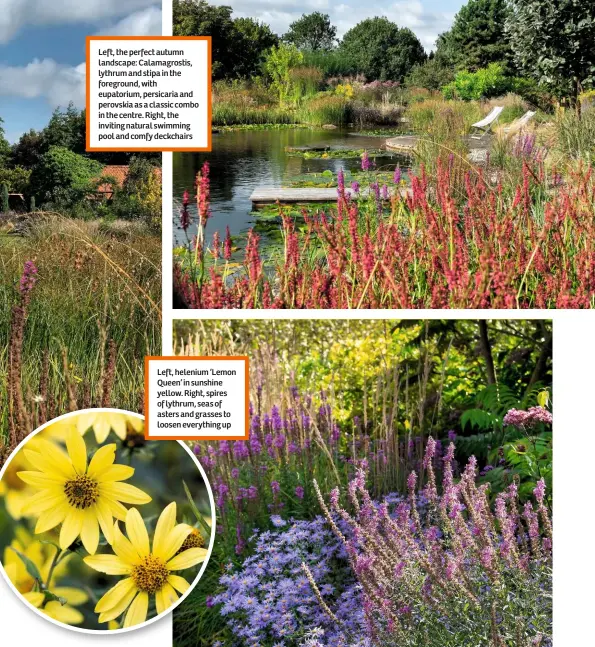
0,0,464,143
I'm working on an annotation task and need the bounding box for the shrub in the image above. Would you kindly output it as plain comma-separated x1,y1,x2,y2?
314,438,552,646
29,146,103,209
264,43,304,105
0,166,31,195
442,64,511,101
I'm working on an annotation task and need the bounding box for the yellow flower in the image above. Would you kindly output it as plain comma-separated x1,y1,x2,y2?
0,450,39,519
75,411,144,443
17,429,151,554
3,530,89,625
84,503,208,628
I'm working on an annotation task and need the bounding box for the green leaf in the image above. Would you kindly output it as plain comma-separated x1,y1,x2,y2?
44,590,67,606
8,547,43,583
182,480,211,540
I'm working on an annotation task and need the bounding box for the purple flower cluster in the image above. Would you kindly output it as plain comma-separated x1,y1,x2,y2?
213,517,367,647
503,406,553,428
19,260,38,304
316,439,553,644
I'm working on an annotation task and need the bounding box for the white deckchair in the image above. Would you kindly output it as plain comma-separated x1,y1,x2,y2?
503,110,536,133
470,106,504,139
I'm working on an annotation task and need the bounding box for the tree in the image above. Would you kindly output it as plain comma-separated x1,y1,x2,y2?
11,129,44,168
232,18,279,78
174,0,235,78
406,58,455,90
340,18,426,81
435,0,512,72
506,0,595,104
264,44,304,105
29,146,103,207
42,104,86,155
0,118,11,167
284,12,337,51
1,184,8,213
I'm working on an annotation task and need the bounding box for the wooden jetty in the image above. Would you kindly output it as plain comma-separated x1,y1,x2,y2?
250,187,411,206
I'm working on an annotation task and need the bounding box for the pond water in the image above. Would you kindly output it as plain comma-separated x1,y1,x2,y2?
172,128,412,252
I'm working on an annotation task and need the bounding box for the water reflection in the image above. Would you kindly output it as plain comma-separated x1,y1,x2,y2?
172,128,411,250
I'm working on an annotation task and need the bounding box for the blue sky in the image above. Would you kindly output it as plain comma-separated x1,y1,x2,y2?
0,1,162,142
0,0,464,143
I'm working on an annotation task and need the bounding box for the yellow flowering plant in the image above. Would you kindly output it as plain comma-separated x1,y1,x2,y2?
0,411,213,631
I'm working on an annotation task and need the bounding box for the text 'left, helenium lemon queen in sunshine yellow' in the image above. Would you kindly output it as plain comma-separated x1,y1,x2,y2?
0,411,211,630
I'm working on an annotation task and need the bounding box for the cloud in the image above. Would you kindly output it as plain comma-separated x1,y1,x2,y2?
0,0,156,43
0,59,86,107
210,0,456,50
0,5,161,110
98,6,162,37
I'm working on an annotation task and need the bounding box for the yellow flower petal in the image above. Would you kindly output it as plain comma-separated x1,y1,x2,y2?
23,591,45,607
102,497,129,522
84,554,132,575
44,601,84,625
93,418,112,444
112,522,142,565
35,501,70,534
22,450,65,480
76,412,98,436
124,591,148,628
87,444,116,479
156,524,193,563
59,508,84,550
152,502,177,558
52,587,89,606
95,499,115,544
98,586,138,623
66,429,87,475
109,415,128,441
16,471,65,488
96,465,135,482
166,547,208,571
125,508,150,557
101,482,152,505
80,508,100,555
95,577,137,613
167,574,190,595
155,582,178,615
22,489,65,516
31,439,76,479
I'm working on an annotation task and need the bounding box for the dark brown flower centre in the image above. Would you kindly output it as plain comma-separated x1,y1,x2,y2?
64,474,99,509
176,528,204,555
131,555,169,594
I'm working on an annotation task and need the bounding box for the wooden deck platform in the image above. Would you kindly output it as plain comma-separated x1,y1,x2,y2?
250,187,411,205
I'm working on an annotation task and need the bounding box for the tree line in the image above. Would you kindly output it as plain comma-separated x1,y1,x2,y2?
174,0,595,103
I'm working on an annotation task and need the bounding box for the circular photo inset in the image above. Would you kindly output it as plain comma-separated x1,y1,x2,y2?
0,409,215,632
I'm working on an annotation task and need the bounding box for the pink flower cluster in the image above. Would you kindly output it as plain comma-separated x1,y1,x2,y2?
503,406,553,427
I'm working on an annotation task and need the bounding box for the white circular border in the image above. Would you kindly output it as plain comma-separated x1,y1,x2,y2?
0,408,216,634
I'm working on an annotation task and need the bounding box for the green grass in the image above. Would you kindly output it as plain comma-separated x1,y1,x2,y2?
213,103,298,126
297,94,351,126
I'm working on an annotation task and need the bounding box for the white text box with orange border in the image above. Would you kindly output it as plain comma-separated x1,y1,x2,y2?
145,356,249,440
86,36,212,152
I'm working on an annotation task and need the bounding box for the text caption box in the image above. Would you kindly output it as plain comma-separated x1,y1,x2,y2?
145,356,249,440
86,36,212,152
